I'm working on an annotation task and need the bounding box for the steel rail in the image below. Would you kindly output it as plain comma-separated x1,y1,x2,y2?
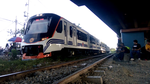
53,54,113,84
0,53,110,83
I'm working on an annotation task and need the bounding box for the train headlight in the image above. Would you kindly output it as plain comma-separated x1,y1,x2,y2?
42,37,49,41
40,14,43,16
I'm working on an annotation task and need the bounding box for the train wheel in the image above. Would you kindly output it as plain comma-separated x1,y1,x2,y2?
68,49,75,57
71,50,75,56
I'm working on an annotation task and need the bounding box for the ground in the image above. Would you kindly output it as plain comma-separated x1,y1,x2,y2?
0,54,91,75
103,56,150,84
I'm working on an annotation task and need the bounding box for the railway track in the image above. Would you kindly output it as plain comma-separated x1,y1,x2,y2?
54,54,113,84
0,53,113,84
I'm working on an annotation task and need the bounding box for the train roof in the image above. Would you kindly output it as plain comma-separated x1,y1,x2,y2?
29,13,61,20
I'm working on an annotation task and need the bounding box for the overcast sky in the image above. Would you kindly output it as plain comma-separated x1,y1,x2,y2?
0,0,118,48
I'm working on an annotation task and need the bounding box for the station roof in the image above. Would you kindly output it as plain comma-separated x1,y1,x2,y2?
71,0,150,37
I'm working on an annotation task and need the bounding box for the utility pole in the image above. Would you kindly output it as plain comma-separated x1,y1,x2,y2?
15,16,17,37
24,0,29,30
27,0,29,20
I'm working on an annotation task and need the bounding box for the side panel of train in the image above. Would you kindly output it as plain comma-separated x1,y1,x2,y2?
48,18,101,56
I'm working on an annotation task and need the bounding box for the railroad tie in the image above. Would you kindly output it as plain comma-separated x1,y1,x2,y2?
97,67,108,71
83,76,103,84
93,70,106,76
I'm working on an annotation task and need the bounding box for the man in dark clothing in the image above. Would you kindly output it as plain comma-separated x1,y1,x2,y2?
115,44,125,61
130,40,141,60
120,43,130,53
119,45,125,60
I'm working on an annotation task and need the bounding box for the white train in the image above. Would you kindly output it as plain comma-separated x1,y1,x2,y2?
21,13,109,60
100,42,110,53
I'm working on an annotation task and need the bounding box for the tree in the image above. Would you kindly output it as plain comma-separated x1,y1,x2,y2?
110,48,116,53
7,28,25,37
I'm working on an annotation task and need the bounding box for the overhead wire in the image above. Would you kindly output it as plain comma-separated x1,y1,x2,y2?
0,17,24,26
37,0,49,10
37,0,43,5
0,22,15,32
0,17,14,23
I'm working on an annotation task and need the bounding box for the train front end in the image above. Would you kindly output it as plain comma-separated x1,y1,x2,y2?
21,13,61,60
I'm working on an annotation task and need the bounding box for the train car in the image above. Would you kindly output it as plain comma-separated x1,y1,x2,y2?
100,42,110,53
21,13,107,60
105,45,110,53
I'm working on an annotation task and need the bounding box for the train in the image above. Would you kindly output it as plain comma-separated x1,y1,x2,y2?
21,13,110,60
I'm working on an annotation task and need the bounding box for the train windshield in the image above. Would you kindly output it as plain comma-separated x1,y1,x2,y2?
26,19,48,34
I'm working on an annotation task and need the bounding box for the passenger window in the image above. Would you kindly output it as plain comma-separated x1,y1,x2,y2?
70,26,72,37
97,40,99,45
77,30,87,42
56,21,62,33
90,36,95,44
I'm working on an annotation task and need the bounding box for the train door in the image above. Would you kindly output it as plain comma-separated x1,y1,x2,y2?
87,35,90,48
64,21,67,45
72,27,77,46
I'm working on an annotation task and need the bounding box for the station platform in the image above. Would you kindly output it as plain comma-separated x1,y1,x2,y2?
102,55,150,84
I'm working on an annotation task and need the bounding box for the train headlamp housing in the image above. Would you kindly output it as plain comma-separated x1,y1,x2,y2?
22,46,24,49
36,14,43,16
41,37,49,41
